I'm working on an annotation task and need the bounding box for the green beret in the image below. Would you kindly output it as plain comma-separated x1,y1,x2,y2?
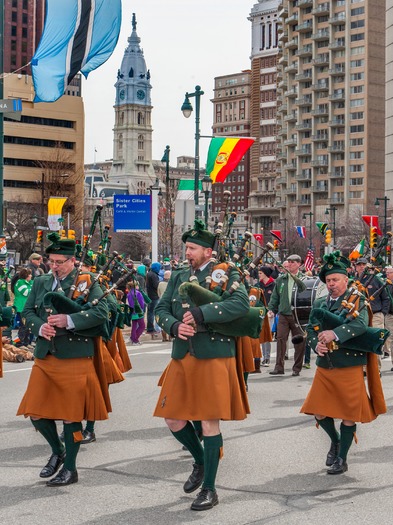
45,232,76,256
181,219,215,248
319,251,349,283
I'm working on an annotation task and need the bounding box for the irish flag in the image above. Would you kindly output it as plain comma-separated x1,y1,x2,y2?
349,238,366,260
206,137,255,183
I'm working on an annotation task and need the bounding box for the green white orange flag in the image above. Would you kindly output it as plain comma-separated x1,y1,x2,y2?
206,137,255,183
349,238,366,260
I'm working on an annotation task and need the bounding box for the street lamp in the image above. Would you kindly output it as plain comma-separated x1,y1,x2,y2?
181,85,204,212
278,217,288,252
149,177,161,262
375,196,390,235
32,214,38,251
302,211,314,250
201,175,212,228
325,206,337,247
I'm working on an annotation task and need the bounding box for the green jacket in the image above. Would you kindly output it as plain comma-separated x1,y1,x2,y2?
23,269,108,360
268,271,305,315
306,294,370,369
155,265,249,360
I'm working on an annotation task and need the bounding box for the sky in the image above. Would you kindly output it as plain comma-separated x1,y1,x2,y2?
82,0,255,166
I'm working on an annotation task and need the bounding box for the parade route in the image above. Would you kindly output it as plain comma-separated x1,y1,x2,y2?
1,337,393,525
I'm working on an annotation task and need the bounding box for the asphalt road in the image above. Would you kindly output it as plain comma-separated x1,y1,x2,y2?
1,338,393,525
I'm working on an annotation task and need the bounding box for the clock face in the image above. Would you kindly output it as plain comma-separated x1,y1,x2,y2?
119,89,125,100
137,89,145,100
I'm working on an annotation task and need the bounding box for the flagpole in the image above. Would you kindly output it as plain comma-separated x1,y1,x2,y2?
0,0,4,238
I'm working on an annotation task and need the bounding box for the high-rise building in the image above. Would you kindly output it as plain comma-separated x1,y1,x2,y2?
3,0,45,75
276,0,385,234
109,13,154,194
210,71,252,232
386,1,393,228
248,0,280,234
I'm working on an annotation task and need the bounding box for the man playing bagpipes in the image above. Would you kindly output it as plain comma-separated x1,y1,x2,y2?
301,252,387,475
153,220,251,511
17,233,110,486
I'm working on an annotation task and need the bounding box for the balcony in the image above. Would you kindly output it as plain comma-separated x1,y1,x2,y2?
312,3,330,15
276,176,287,185
279,54,288,66
294,95,312,106
329,65,345,76
284,112,297,122
311,159,329,167
285,87,297,98
277,104,288,113
298,0,313,6
278,30,288,42
275,200,287,208
296,198,312,206
297,21,313,32
279,6,288,18
295,72,313,82
295,122,312,131
329,13,346,25
328,196,345,204
329,39,345,50
284,137,297,146
329,91,345,101
285,37,298,49
329,117,345,127
311,29,330,41
311,81,329,91
311,106,329,116
296,45,313,57
278,79,288,89
284,63,298,74
284,187,297,195
312,54,329,66
295,172,312,181
328,170,345,179
311,185,328,193
328,143,345,152
311,133,328,142
286,13,299,26
295,147,312,156
277,152,287,160
284,162,297,171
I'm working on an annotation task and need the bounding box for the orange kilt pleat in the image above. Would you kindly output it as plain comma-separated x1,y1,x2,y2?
17,355,109,422
259,315,273,344
300,365,378,423
236,336,257,373
106,329,132,373
100,340,124,385
153,353,250,421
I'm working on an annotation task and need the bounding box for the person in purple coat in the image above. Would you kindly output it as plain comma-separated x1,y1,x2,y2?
127,282,145,345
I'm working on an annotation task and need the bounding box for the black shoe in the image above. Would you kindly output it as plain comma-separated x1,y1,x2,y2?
81,430,96,444
59,431,64,442
327,457,348,475
183,463,204,493
191,488,219,511
326,441,340,467
269,370,284,375
292,371,300,376
46,467,78,486
391,367,393,372
39,451,66,478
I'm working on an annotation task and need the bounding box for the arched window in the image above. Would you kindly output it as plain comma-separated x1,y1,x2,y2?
138,112,145,125
118,134,123,150
120,112,124,125
138,134,144,150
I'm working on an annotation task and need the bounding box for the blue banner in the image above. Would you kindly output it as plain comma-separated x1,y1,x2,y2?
114,195,151,232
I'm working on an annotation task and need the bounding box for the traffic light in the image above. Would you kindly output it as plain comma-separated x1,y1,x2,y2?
325,229,332,244
59,229,66,239
273,239,279,250
83,235,89,246
36,230,43,243
370,226,378,248
68,229,75,240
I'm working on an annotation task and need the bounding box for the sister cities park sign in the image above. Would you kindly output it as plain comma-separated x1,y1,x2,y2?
113,195,152,232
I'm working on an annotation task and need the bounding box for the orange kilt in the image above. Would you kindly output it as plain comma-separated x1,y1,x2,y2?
300,365,378,423
153,353,250,421
17,355,109,422
236,336,257,373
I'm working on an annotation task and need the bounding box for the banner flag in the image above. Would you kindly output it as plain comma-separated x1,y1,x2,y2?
48,197,68,231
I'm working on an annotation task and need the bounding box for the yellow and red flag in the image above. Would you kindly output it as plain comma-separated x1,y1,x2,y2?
206,137,255,184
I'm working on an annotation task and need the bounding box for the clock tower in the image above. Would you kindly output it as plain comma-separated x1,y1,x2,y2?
109,13,154,193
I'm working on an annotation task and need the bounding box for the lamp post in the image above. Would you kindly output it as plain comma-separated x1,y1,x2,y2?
150,177,160,262
161,145,171,257
181,85,204,214
302,211,314,250
325,206,337,247
201,175,212,228
32,214,38,252
375,196,390,235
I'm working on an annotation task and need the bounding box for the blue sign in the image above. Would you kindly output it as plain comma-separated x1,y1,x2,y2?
113,195,151,232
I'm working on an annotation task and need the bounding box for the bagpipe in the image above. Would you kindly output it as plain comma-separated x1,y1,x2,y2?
309,287,389,355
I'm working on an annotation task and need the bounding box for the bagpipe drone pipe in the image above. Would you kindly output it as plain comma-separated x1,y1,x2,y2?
178,281,266,339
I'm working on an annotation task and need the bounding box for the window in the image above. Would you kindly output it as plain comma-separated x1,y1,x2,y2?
350,138,363,146
350,125,364,133
350,151,364,159
350,59,364,67
351,46,365,55
351,20,365,29
349,164,364,172
138,134,144,150
351,7,365,15
350,99,364,107
351,33,364,42
351,112,364,120
349,191,363,199
350,177,364,185
351,72,364,81
351,85,364,94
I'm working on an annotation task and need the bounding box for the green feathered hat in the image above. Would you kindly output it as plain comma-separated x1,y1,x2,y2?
45,232,76,256
319,251,349,283
181,219,215,248
75,244,96,267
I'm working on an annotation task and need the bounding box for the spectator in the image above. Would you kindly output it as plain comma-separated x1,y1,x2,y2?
13,268,33,346
258,266,276,366
146,262,161,337
135,264,147,291
127,281,145,345
157,270,172,342
27,253,44,280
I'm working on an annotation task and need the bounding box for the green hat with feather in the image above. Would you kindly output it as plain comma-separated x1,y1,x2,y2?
181,219,215,248
319,251,349,283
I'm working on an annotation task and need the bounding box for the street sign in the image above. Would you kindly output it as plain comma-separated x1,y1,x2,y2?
113,195,151,232
0,99,22,113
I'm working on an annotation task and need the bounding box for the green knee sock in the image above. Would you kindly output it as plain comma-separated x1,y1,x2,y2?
203,434,223,491
192,420,203,439
171,421,204,465
63,422,83,472
316,417,340,443
339,423,356,462
31,418,64,455
85,420,95,433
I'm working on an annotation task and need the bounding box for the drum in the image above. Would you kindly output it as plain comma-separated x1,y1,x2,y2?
291,277,327,327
